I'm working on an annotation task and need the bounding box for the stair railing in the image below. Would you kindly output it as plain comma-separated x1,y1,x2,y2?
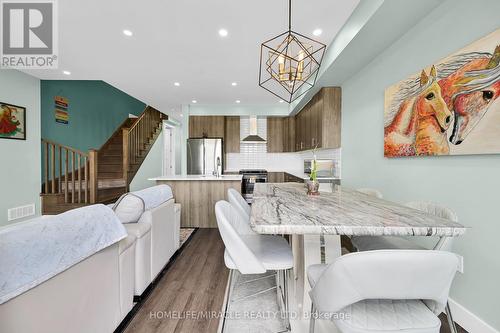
122,107,164,186
41,139,93,204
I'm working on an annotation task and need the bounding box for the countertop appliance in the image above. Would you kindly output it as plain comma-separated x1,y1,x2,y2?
187,138,223,176
239,169,268,203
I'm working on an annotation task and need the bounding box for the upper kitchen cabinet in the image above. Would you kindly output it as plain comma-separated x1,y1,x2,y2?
189,116,225,138
224,116,240,153
267,117,284,153
295,87,341,151
283,116,295,152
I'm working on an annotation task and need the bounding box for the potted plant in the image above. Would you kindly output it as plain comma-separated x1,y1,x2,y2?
306,145,320,195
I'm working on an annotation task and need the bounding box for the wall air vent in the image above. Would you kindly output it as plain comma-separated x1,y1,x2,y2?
7,204,35,221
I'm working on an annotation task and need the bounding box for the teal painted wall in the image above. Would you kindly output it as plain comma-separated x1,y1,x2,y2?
41,80,146,151
341,0,500,329
0,70,41,227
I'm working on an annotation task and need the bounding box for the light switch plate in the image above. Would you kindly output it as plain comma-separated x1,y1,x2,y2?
7,204,35,221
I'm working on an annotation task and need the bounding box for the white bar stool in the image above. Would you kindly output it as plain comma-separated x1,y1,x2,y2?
215,200,293,330
307,250,459,333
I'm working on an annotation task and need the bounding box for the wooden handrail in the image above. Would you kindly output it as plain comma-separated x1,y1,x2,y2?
41,139,88,157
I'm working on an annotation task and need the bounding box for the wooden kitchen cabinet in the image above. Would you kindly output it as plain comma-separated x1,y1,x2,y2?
267,117,285,153
189,116,225,138
294,87,341,151
268,172,285,183
283,117,295,152
224,116,240,153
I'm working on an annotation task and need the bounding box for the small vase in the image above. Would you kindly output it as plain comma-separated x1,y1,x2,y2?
306,180,320,195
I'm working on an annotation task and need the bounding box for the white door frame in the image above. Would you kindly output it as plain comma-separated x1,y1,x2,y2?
163,122,176,176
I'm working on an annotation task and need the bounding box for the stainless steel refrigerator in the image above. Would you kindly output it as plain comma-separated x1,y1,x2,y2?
187,138,223,175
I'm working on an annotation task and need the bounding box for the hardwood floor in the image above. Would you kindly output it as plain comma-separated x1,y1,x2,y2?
123,229,466,333
124,229,229,333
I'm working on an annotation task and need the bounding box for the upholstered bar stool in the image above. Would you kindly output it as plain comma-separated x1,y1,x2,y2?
228,188,251,220
215,200,293,329
307,250,459,333
227,188,256,235
351,201,459,332
356,188,383,199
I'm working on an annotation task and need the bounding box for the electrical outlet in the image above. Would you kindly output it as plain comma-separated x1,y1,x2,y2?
456,254,464,274
7,204,35,221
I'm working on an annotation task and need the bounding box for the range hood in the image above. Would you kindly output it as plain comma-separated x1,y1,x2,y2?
241,116,266,143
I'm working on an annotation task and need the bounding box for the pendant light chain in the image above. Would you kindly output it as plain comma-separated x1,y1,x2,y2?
288,0,292,31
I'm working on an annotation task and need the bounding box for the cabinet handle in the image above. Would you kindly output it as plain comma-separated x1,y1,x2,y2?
300,142,304,150
312,138,315,147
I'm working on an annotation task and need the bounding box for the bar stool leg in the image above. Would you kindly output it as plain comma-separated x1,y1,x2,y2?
446,302,458,333
309,304,316,333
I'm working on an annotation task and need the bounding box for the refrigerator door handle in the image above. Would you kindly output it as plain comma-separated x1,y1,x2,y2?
203,140,206,175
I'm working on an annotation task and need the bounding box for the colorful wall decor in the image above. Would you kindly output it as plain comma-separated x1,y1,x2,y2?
0,102,26,140
384,28,500,157
54,96,69,124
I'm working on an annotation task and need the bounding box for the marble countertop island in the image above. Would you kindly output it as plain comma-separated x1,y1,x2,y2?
250,183,466,237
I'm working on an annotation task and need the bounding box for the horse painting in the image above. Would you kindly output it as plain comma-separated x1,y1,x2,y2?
384,66,452,157
385,28,500,157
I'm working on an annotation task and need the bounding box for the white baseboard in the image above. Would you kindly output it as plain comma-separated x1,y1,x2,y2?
448,298,498,333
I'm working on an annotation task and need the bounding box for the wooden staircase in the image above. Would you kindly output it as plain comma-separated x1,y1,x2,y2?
41,106,166,214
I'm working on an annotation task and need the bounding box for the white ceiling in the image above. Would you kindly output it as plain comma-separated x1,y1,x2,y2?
24,0,360,119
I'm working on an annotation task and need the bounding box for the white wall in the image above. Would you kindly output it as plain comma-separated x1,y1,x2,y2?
0,70,41,226
129,130,163,191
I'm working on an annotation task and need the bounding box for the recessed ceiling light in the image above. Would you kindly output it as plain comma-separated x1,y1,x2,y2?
235,100,241,104
231,82,237,86
218,29,228,37
174,82,180,86
123,29,133,37
313,28,322,36
191,100,197,104
279,99,284,103
63,70,71,75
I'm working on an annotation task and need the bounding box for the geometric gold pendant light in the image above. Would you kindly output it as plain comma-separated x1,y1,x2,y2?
259,0,326,103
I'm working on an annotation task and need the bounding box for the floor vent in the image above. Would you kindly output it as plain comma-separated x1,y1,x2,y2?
7,204,36,221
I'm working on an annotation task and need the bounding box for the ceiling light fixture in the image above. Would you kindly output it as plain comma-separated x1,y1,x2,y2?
63,70,71,75
259,0,326,103
123,29,133,37
279,100,284,103
312,28,323,36
231,82,238,86
191,100,197,104
174,82,180,86
218,29,228,37
235,100,241,104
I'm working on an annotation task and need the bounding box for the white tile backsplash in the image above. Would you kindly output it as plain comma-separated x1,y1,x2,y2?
225,116,341,177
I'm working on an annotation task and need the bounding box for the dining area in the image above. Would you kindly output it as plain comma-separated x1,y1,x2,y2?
215,183,467,333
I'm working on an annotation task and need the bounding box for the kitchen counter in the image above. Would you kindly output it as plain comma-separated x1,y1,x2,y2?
224,170,340,181
152,175,242,228
149,174,242,181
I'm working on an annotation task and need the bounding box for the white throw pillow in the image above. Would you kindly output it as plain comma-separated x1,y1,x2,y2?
112,193,145,224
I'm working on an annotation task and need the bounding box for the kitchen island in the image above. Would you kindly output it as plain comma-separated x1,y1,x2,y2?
150,175,242,228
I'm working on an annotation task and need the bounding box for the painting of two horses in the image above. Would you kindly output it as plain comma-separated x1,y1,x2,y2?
384,28,500,157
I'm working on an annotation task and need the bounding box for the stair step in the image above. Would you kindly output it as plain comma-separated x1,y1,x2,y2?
98,172,124,179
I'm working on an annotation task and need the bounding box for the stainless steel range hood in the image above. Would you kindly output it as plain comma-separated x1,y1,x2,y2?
241,116,266,143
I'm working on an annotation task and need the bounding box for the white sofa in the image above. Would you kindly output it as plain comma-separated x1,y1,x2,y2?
112,185,180,296
0,205,134,333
